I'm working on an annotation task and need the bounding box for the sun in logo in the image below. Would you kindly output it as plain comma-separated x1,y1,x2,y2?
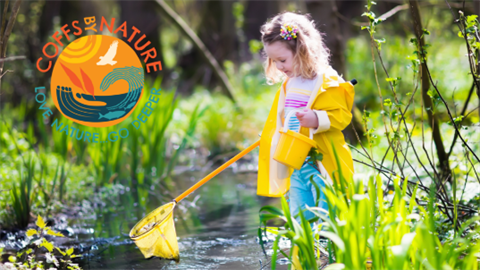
51,35,144,127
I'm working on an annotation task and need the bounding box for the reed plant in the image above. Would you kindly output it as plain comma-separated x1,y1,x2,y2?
258,195,318,270
259,144,480,269
0,119,93,228
312,173,480,270
10,157,36,229
259,175,480,269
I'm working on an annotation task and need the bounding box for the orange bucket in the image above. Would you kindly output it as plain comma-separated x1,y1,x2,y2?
273,109,317,170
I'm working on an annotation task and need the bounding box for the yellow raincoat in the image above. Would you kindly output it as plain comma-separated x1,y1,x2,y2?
257,66,355,197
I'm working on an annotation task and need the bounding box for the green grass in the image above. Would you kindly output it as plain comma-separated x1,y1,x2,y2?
0,78,209,228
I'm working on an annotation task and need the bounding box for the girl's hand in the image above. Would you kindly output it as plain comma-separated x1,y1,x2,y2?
295,109,318,128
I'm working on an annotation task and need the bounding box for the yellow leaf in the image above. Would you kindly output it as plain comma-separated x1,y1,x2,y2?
36,215,46,229
46,228,65,237
56,247,66,256
41,239,54,252
26,229,38,237
66,247,74,256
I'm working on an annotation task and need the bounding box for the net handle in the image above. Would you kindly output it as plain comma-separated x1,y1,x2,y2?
174,139,260,203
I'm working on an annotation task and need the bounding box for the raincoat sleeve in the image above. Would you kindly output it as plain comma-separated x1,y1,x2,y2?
311,82,354,134
311,110,331,134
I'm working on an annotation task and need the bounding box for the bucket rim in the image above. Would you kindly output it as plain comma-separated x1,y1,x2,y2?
279,129,317,146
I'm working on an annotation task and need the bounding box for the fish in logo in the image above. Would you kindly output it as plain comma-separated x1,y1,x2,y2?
98,110,126,120
51,35,144,127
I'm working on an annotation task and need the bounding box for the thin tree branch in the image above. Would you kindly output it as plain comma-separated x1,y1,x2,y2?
447,82,475,157
155,0,237,105
1,0,21,58
409,0,452,178
423,62,480,163
0,55,24,62
0,69,13,78
0,0,9,42
353,158,476,214
0,0,21,95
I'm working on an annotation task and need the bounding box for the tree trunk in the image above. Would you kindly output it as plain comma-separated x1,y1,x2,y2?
476,1,480,121
409,0,451,180
242,1,282,62
156,0,236,103
0,0,21,95
306,0,365,144
171,0,238,100
119,1,162,80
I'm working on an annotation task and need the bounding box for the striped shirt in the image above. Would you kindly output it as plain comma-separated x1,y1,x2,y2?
284,74,320,132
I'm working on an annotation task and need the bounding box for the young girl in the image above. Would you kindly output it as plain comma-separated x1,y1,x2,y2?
256,11,355,222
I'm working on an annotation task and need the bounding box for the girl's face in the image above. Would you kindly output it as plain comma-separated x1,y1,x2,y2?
264,41,295,78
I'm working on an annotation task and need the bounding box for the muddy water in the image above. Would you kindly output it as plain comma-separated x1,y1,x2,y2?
74,166,288,269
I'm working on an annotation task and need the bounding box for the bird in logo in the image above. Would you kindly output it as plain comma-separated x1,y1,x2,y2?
97,40,118,66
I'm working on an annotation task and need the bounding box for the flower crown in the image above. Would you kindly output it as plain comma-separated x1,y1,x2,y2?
280,23,298,40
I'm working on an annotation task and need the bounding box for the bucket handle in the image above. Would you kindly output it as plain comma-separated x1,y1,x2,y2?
283,109,313,139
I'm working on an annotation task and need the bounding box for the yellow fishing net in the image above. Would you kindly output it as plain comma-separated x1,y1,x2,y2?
129,202,179,262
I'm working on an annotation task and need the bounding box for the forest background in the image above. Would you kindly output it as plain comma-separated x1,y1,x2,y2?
0,0,480,269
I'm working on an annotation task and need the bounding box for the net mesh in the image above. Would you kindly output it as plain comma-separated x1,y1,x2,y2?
129,202,179,261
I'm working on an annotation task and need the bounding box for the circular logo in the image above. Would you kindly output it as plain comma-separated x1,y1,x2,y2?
51,35,144,127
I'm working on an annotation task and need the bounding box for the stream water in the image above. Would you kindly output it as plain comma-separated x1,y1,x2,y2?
67,165,288,269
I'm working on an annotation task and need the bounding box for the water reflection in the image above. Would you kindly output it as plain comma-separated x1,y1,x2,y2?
74,169,285,269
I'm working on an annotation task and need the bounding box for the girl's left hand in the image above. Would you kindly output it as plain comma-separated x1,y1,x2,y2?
295,109,318,128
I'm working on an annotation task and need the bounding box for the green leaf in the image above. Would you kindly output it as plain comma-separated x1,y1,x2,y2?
467,15,478,23
319,231,345,251
374,38,386,50
308,148,323,164
384,99,392,107
361,11,375,21
271,231,288,270
259,213,284,223
259,205,283,216
324,263,346,270
248,39,263,54
36,216,46,229
453,115,464,124
458,31,464,38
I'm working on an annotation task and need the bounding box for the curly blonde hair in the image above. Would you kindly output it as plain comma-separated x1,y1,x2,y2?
260,11,330,85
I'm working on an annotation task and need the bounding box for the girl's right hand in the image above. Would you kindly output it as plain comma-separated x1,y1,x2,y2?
295,109,318,129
